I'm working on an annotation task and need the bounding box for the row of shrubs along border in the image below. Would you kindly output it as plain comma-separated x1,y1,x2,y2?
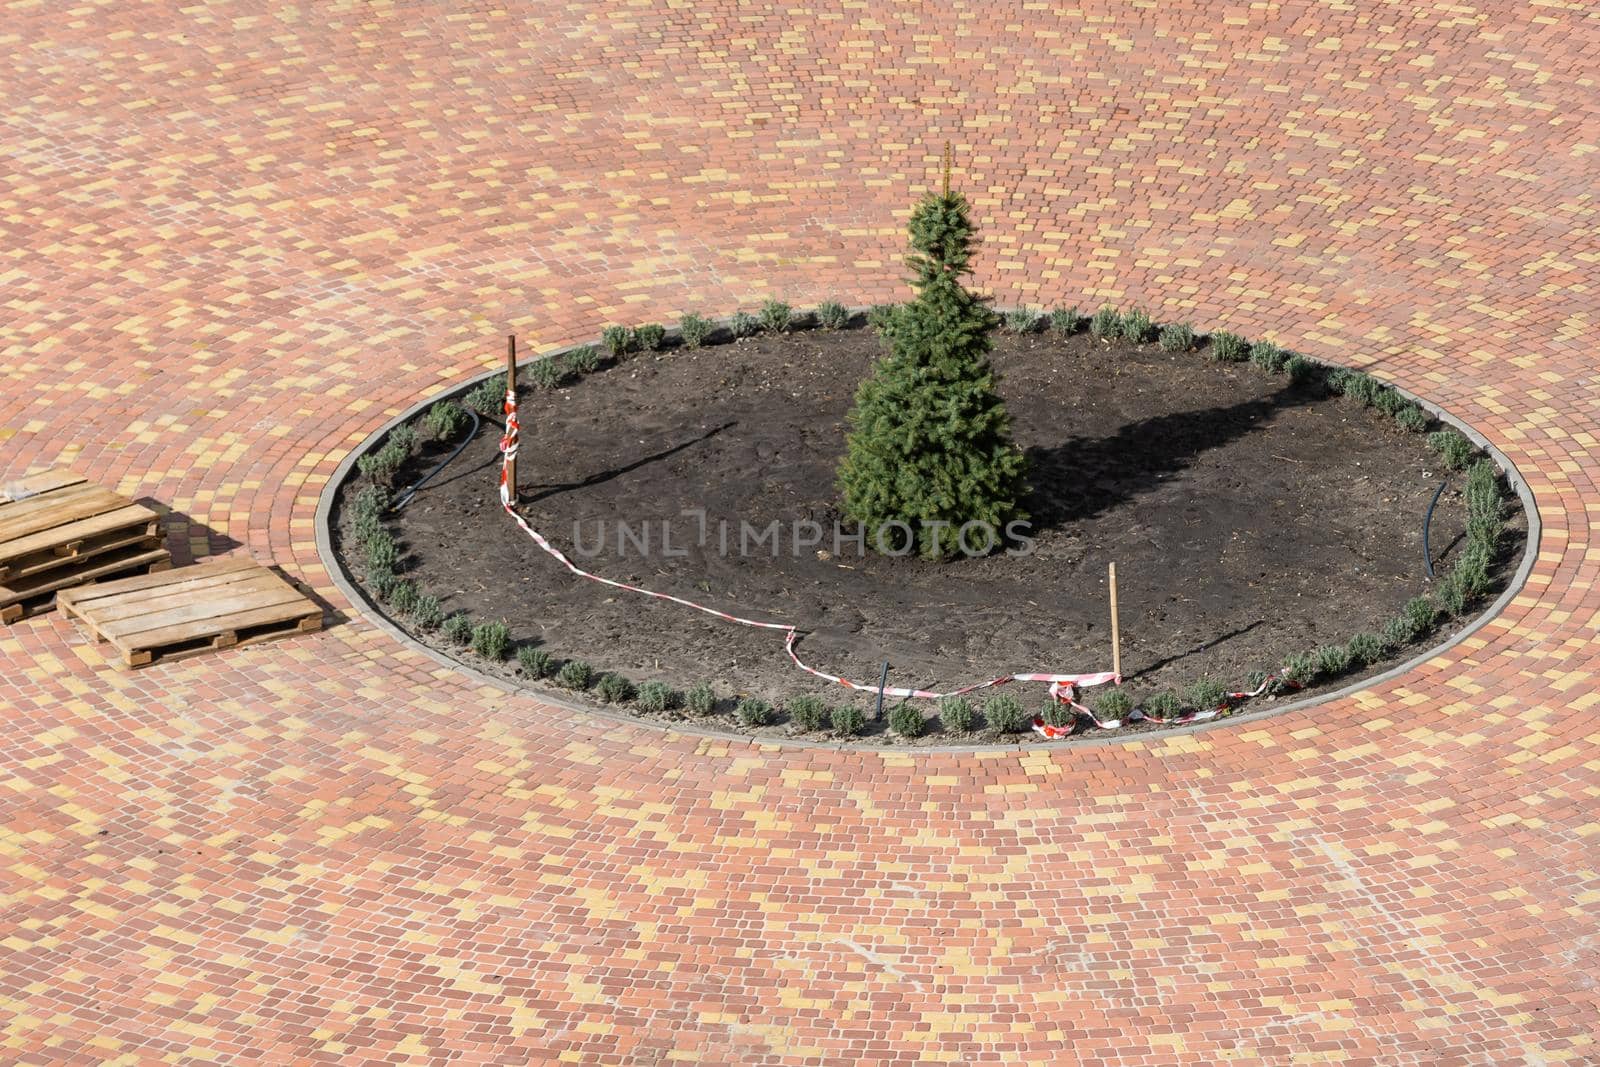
330,298,1525,743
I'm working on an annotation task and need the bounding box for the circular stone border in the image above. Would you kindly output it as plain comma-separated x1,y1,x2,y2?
314,314,1540,752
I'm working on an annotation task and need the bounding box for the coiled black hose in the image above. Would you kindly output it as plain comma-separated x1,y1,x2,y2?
1423,479,1447,577
391,406,483,512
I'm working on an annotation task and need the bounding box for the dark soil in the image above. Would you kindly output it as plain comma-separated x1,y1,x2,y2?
335,324,1524,745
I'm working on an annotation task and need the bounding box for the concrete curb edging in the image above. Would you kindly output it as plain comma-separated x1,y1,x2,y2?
312,313,1541,755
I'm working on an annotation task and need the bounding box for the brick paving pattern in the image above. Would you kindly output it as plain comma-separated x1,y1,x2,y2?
2,2,1598,1063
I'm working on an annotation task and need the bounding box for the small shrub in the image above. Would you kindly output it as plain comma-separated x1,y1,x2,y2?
866,303,900,336
1346,632,1384,668
1285,354,1315,384
388,580,418,614
1089,306,1121,340
1144,691,1183,720
685,681,717,716
1394,404,1428,433
350,484,388,521
1280,652,1317,686
1465,460,1502,523
387,424,417,455
441,613,473,646
1341,372,1380,406
1369,387,1403,415
423,400,468,439
410,593,443,630
1452,542,1492,598
357,447,403,485
566,344,601,375
983,693,1029,733
1209,331,1247,362
736,697,776,727
1158,323,1195,352
1428,429,1475,470
1004,307,1044,334
1119,308,1154,343
634,323,666,351
369,571,400,600
517,645,555,679
830,704,867,737
1382,615,1412,649
1093,688,1133,719
1039,702,1074,729
364,530,399,573
888,704,926,737
1314,644,1352,677
1249,340,1287,372
815,300,851,330
1467,511,1501,553
600,325,634,359
555,659,594,690
1403,595,1438,637
529,356,565,390
464,373,506,416
788,695,831,731
1050,307,1087,334
1245,670,1268,692
1435,570,1469,615
635,681,677,713
470,620,510,661
595,673,636,704
938,697,977,734
1187,677,1227,711
730,311,759,338
758,299,792,334
352,509,384,547
679,313,713,348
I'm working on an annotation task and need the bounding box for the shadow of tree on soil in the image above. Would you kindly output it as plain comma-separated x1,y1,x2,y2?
1022,382,1319,531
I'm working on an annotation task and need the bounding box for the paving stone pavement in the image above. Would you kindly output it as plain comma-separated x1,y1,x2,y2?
2,2,1598,1063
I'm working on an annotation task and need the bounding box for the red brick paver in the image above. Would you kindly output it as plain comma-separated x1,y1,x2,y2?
3,3,1597,1063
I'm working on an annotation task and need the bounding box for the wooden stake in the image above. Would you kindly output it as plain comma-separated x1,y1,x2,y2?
1108,562,1122,681
874,660,891,722
941,139,952,198
504,334,517,502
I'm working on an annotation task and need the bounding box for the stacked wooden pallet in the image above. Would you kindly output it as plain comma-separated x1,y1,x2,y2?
57,556,322,669
0,469,170,623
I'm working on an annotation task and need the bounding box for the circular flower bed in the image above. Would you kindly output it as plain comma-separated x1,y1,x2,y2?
327,305,1525,746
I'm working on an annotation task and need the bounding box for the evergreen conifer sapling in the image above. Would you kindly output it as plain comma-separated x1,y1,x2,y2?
836,171,1028,559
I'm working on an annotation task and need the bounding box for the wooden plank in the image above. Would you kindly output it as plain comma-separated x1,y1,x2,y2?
0,507,160,578
118,608,322,668
0,549,171,623
0,469,86,503
89,573,291,632
56,556,259,607
0,486,131,545
97,585,308,643
0,531,162,584
109,600,320,656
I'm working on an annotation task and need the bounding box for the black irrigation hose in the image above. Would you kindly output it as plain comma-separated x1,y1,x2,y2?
391,406,483,512
1422,478,1447,577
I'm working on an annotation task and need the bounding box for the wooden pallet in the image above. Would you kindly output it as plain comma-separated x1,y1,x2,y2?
0,468,169,622
57,556,322,668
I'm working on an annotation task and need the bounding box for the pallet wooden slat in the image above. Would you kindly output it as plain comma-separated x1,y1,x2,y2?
0,469,170,622
0,508,161,581
55,555,258,604
0,485,130,545
0,546,172,623
0,469,86,503
57,556,322,668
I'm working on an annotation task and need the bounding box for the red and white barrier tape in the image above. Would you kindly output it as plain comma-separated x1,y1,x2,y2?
496,390,1122,706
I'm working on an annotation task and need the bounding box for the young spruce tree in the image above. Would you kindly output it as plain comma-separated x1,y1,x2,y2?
837,176,1028,559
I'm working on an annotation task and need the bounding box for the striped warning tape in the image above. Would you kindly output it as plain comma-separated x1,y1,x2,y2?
496,389,1123,708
